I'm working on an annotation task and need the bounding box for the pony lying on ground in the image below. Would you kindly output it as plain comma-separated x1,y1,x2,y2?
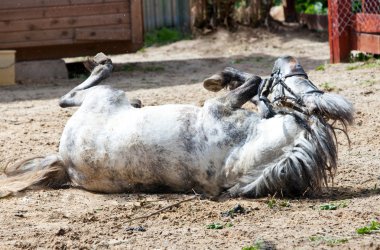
0,54,353,198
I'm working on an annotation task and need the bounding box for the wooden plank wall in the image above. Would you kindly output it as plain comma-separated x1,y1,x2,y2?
0,0,144,61
143,0,190,32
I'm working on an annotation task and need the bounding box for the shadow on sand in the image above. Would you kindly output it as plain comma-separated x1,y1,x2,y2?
0,52,327,104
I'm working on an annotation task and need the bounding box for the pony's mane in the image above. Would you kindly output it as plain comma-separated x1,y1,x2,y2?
313,92,354,127
231,113,342,197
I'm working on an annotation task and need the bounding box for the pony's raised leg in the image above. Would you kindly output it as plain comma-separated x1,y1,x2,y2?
59,53,113,108
204,67,276,118
218,75,262,109
203,67,252,92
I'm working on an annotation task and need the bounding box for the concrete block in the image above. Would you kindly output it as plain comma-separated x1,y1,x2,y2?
16,59,68,84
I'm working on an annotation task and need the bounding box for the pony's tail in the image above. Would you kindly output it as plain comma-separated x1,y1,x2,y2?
0,155,69,198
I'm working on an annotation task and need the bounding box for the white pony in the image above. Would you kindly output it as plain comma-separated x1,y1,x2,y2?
0,54,353,198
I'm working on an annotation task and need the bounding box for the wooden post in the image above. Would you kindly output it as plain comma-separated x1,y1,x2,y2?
131,0,144,45
328,0,352,63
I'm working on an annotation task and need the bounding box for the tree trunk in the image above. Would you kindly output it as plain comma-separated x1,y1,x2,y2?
283,0,297,22
191,0,273,31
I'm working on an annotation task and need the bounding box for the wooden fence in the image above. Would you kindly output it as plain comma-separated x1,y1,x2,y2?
328,0,380,63
0,0,191,61
0,0,144,61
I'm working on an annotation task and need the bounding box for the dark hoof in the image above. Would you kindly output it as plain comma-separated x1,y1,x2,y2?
83,52,112,72
94,52,111,65
203,74,224,92
130,98,142,108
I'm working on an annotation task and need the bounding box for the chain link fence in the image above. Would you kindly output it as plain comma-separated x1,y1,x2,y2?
330,0,380,38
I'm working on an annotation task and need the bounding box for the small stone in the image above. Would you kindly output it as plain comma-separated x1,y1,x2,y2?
125,226,146,232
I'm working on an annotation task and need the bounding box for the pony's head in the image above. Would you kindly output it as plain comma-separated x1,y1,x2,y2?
264,56,354,127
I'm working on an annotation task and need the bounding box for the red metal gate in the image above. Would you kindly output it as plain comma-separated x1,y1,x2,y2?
328,0,380,63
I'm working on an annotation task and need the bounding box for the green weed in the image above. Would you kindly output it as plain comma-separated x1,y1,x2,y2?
319,82,335,92
242,240,263,250
356,220,380,234
206,222,233,229
242,245,260,250
207,222,223,229
267,197,276,209
309,235,348,246
350,52,376,62
327,238,349,245
346,60,380,71
279,200,290,207
319,201,348,210
315,64,326,71
319,203,338,210
266,197,290,209
144,27,190,47
346,65,358,70
242,240,274,250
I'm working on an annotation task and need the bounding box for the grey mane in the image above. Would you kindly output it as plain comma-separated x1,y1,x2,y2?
311,92,354,127
231,113,343,197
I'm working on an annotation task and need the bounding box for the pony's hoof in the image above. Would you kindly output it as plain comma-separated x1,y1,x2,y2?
130,98,142,108
203,74,224,92
83,52,112,72
94,52,111,65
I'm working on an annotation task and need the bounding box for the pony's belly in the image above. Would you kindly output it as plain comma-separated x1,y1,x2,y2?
58,104,240,195
61,131,227,195
61,139,196,193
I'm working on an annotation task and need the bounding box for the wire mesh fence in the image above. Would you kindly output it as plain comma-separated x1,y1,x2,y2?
330,0,380,38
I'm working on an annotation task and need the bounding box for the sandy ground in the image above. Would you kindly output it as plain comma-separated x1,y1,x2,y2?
1,27,380,249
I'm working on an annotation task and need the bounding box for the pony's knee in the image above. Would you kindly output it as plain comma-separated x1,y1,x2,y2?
59,90,86,108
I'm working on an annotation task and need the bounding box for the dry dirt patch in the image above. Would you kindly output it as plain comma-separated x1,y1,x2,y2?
0,27,379,249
